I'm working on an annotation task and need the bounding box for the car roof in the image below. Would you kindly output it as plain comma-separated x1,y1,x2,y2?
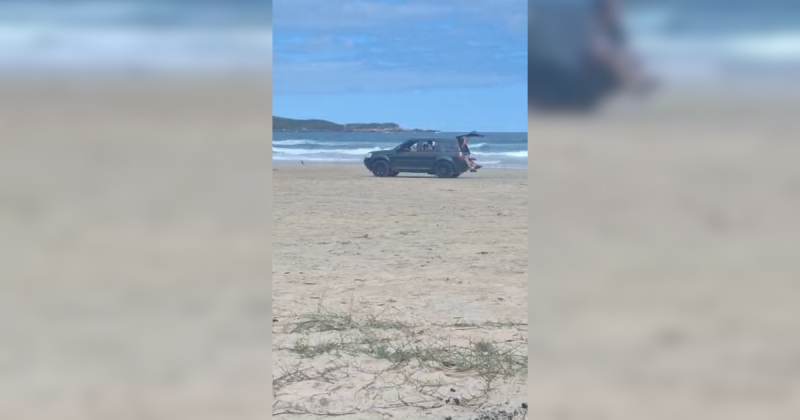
408,138,457,142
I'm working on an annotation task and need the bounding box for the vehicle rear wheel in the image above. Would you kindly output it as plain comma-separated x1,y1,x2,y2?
371,160,391,177
435,161,454,178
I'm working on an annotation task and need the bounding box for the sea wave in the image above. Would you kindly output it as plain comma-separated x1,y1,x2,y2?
272,132,528,168
475,151,528,158
0,26,271,71
273,156,361,162
273,147,528,159
273,147,381,156
273,139,370,147
276,140,494,149
633,31,800,62
0,0,270,71
626,5,800,82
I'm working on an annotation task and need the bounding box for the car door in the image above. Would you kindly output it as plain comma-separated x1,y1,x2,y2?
411,142,438,171
391,141,418,170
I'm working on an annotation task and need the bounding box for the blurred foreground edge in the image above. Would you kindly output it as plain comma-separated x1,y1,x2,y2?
529,0,642,113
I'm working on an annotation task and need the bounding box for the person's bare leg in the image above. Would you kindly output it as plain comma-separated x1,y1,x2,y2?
591,37,655,95
465,157,476,171
610,52,655,94
468,157,481,171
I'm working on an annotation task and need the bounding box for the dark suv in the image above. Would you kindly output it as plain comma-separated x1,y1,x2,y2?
363,137,471,178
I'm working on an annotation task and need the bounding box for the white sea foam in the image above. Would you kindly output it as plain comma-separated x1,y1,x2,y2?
475,150,528,158
273,147,528,159
272,133,528,167
273,156,361,162
0,1,270,71
273,139,371,147
626,7,800,83
273,147,381,156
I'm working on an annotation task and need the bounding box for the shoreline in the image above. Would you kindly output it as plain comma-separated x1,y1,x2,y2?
272,160,529,171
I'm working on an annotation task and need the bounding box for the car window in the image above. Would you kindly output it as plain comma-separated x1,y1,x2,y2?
436,141,460,153
417,141,435,152
397,141,415,152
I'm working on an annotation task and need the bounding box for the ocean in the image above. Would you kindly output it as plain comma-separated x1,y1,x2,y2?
3,0,796,81
273,132,529,169
624,1,800,85
0,0,271,73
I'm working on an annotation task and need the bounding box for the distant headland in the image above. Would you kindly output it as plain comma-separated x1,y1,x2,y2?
273,116,438,133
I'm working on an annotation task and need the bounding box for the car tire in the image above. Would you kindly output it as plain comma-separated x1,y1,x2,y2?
435,161,454,178
371,160,391,177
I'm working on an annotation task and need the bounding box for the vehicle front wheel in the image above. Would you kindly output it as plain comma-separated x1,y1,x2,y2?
434,161,454,178
371,160,391,177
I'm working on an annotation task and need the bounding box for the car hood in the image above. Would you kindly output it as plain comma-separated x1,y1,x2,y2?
368,149,392,156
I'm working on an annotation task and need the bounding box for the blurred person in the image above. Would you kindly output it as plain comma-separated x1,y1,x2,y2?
590,0,655,94
529,0,654,111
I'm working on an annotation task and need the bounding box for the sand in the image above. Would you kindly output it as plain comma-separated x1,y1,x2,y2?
0,77,272,419
9,76,799,420
272,165,528,419
529,90,800,419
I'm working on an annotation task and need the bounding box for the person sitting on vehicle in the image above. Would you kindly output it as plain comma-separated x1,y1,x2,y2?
458,135,482,171
458,136,471,155
590,0,654,94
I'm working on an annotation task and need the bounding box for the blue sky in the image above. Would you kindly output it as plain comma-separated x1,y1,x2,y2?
272,0,527,132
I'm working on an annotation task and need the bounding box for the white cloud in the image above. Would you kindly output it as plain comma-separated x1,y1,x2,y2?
273,0,449,28
273,0,526,30
273,60,516,94
272,0,527,94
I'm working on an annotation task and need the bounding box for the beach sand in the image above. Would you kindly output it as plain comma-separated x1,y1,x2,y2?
0,77,272,419
272,165,528,419
529,90,800,419
9,76,800,420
